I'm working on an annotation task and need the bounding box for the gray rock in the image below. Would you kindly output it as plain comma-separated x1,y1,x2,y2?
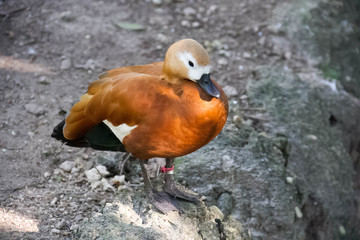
192,21,201,28
84,160,95,170
280,0,360,99
258,36,266,46
95,165,110,177
53,168,65,176
100,178,115,192
74,190,250,240
246,66,360,239
217,57,228,66
50,197,58,205
60,10,75,22
110,175,126,187
51,228,61,234
25,103,45,116
38,76,49,85
181,20,190,27
183,7,196,17
85,168,101,183
243,52,251,59
152,0,162,5
177,125,296,239
217,192,233,217
56,219,67,230
59,161,76,173
60,58,72,70
43,171,51,179
284,51,292,60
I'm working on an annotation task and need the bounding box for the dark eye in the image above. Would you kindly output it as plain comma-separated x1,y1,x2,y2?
188,61,194,67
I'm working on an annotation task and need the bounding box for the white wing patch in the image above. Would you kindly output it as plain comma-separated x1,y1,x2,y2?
177,51,211,81
103,120,137,142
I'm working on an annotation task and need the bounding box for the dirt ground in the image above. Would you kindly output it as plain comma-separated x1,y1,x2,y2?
0,0,311,239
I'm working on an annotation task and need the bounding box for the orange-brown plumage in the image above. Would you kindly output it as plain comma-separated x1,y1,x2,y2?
60,39,228,159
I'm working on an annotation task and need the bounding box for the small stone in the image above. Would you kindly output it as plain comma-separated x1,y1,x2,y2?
258,36,266,46
222,155,234,172
60,58,72,70
307,135,317,140
295,206,303,218
192,22,200,28
70,167,80,174
223,85,238,97
240,94,248,100
74,215,83,222
56,219,67,230
284,51,292,60
53,168,65,176
225,226,238,235
51,228,61,234
110,175,126,187
90,181,102,189
101,178,116,192
339,225,346,235
218,50,231,58
60,11,74,22
59,161,76,173
84,160,95,170
25,103,45,116
50,197,58,205
243,52,252,59
207,5,218,15
96,165,110,177
152,0,162,5
233,115,242,126
259,132,268,137
27,47,37,55
85,168,101,183
286,177,294,184
183,7,196,16
217,58,228,65
181,20,190,27
70,224,80,231
267,22,282,33
252,25,259,32
38,76,49,85
156,33,168,43
43,171,51,178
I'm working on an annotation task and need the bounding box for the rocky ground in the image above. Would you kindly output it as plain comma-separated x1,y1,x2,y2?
1,0,360,239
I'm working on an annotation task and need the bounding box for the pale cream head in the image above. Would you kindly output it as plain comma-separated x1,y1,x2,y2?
162,39,211,82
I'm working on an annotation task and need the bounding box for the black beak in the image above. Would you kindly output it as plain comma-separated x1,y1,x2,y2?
197,74,220,98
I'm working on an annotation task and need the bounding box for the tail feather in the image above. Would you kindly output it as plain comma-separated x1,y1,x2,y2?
51,120,126,152
51,119,67,141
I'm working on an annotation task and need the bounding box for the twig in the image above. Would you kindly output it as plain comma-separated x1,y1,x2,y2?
0,7,26,19
119,153,131,175
244,114,269,121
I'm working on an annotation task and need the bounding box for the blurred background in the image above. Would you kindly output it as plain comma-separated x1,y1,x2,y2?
0,0,359,239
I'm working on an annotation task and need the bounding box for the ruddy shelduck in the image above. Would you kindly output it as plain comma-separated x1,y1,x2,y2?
52,39,228,213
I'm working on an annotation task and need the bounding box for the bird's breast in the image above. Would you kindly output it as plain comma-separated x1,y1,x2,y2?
123,93,228,159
